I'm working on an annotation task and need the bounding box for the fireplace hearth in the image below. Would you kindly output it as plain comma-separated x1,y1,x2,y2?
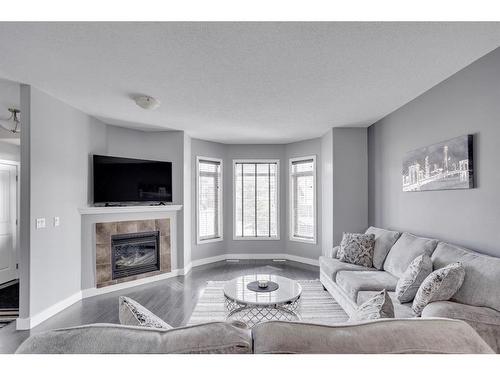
111,231,160,279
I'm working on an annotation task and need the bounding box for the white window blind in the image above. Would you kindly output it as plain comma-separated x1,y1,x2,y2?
290,156,316,243
234,160,279,239
197,157,223,243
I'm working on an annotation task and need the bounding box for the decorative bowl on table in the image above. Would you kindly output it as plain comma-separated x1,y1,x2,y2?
257,280,269,288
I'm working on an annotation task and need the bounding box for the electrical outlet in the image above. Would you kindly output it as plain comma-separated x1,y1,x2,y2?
36,218,46,229
54,217,60,227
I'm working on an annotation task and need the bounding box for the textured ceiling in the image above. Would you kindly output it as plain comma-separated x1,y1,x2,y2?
0,22,499,143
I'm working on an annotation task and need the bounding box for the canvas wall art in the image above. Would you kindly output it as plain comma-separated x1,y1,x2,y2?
402,134,474,192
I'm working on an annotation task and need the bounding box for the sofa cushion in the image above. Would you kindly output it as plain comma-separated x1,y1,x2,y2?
431,242,500,313
119,296,171,329
365,227,401,270
336,270,398,302
412,262,465,316
338,232,375,267
319,256,374,281
357,291,416,318
383,232,438,278
395,254,433,303
15,321,253,354
251,319,494,354
350,289,394,322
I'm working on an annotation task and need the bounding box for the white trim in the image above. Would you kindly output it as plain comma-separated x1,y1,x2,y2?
78,205,183,215
82,269,184,298
16,253,317,329
191,253,319,267
16,290,82,330
196,156,223,245
232,159,280,240
289,155,317,245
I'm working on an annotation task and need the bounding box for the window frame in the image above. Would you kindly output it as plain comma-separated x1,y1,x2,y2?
289,155,317,244
232,159,280,241
196,156,224,245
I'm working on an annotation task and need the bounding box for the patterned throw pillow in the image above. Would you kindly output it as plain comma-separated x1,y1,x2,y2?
349,289,395,322
338,232,375,267
412,262,466,316
119,296,172,329
395,254,433,303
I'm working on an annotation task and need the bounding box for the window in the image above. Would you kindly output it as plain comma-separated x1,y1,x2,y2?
289,156,316,243
196,157,223,243
233,160,279,240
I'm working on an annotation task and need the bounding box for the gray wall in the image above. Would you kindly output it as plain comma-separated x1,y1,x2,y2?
368,47,500,256
321,129,334,255
28,87,107,316
285,138,322,260
332,128,368,245
0,141,19,162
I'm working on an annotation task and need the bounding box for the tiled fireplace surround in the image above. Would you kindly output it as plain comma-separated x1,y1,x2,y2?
95,219,171,288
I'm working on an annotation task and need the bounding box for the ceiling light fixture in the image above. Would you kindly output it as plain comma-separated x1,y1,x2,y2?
134,95,160,110
0,108,21,134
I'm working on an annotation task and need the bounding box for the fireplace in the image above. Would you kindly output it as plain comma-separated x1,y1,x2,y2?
111,231,160,279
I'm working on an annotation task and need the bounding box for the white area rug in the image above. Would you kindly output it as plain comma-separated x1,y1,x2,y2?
188,279,348,326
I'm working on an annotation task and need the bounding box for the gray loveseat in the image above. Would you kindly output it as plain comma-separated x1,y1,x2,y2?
16,318,493,354
319,227,500,352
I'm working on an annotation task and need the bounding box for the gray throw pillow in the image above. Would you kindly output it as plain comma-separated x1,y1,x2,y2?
338,232,375,268
395,254,433,303
412,262,466,316
349,289,394,322
119,296,172,329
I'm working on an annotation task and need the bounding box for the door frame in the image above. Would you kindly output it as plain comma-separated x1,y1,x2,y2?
0,158,20,283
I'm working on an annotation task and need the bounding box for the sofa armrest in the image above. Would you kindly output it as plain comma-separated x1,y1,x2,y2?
325,246,340,259
422,301,500,353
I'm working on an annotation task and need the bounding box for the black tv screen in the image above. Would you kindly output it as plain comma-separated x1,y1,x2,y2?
93,155,172,204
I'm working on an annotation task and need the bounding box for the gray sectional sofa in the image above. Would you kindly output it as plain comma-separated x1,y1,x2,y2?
16,319,493,354
319,227,500,352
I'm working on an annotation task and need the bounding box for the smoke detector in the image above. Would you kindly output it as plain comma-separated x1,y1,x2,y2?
134,95,160,110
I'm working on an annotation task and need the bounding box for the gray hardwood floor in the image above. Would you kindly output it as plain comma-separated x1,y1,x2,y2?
0,259,318,353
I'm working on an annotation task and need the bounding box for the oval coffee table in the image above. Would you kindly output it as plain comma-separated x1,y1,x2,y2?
223,274,302,327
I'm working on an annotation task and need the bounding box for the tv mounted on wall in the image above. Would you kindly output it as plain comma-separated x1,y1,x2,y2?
93,155,173,204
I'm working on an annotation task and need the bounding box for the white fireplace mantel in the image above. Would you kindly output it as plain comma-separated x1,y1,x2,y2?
78,205,183,215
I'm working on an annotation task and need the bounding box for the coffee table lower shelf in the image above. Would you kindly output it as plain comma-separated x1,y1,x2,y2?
224,296,301,327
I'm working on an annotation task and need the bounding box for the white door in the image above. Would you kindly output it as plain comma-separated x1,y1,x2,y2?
0,162,17,285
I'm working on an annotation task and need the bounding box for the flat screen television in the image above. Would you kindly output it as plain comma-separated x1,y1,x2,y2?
93,155,173,204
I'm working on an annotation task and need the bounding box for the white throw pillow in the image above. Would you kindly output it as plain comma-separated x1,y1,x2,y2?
412,262,465,316
349,289,395,322
119,296,172,329
395,254,433,303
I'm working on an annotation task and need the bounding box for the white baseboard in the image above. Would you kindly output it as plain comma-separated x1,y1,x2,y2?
18,253,317,330
189,253,319,268
16,291,82,330
81,269,183,299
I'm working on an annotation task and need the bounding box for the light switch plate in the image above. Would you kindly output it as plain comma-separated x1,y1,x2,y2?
36,218,46,229
54,217,60,227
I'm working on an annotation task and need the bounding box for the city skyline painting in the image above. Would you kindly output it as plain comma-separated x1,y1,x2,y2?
402,135,474,192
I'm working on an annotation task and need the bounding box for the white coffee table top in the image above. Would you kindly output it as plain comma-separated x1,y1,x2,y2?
223,274,302,306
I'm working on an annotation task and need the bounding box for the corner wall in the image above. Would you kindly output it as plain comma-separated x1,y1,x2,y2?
368,47,500,256
26,87,107,320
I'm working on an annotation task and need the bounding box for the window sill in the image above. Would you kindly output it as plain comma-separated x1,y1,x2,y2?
233,236,281,241
289,236,316,245
197,237,224,245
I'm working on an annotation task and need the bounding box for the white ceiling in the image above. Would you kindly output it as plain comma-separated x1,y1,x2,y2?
0,22,499,144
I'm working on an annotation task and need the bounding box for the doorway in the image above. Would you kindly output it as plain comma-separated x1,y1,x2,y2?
0,160,19,328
